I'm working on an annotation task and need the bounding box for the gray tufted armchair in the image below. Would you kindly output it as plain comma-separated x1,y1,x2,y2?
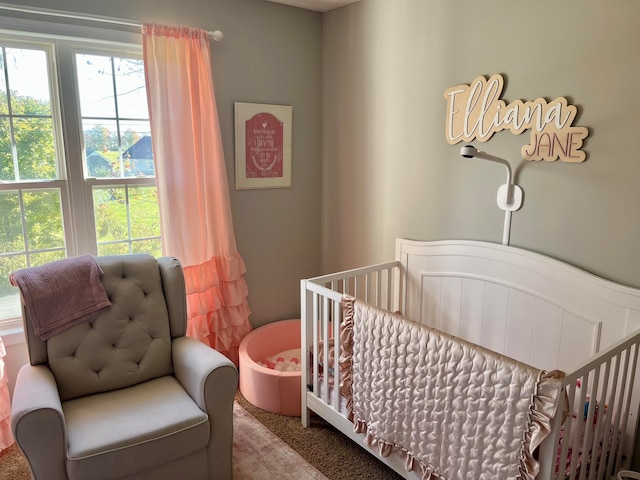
11,254,238,480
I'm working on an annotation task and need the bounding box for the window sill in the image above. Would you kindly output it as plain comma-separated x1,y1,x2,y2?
0,326,25,346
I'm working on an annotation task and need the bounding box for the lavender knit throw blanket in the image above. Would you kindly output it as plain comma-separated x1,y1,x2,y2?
10,255,111,340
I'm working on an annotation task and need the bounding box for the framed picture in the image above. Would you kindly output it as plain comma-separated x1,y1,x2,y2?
234,102,292,190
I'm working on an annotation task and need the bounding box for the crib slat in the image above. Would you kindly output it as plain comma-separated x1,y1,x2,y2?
384,271,394,311
322,295,330,405
301,283,313,428
568,375,589,479
596,357,617,480
580,368,600,480
312,293,319,400
556,381,575,480
365,272,371,303
592,358,613,480
611,350,631,477
614,345,638,476
333,299,341,410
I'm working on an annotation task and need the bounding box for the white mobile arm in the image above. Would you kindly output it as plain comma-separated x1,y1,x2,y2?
459,145,523,245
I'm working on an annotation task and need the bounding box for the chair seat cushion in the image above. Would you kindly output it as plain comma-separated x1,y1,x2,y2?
62,375,209,480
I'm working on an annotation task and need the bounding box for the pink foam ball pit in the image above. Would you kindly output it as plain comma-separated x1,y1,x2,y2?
239,319,301,416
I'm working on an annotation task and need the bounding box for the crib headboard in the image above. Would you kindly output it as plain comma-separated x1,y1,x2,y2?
396,238,640,372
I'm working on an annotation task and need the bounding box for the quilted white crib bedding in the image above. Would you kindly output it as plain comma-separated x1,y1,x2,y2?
338,296,566,480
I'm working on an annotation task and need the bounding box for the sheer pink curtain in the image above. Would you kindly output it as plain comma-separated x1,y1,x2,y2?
142,24,251,364
0,337,13,451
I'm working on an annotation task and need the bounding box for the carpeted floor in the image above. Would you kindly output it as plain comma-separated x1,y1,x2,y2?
0,442,28,480
0,392,403,480
235,393,403,480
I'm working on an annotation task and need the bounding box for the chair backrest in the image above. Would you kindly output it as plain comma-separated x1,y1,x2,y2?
22,254,187,401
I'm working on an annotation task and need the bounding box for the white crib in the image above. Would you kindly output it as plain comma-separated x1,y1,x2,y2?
301,239,640,480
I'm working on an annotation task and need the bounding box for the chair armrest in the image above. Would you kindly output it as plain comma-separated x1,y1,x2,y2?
172,336,238,480
172,336,238,411
11,365,67,480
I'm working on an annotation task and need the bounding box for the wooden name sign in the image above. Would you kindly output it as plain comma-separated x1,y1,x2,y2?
444,74,589,162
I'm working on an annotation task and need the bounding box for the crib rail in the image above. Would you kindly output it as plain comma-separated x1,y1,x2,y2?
300,260,401,427
539,328,640,480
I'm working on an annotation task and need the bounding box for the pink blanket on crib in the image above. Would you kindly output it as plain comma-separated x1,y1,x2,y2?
340,296,565,480
10,255,111,340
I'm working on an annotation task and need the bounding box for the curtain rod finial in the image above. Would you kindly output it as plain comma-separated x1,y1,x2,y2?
211,30,223,42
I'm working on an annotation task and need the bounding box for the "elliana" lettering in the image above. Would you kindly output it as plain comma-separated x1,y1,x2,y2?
444,74,588,162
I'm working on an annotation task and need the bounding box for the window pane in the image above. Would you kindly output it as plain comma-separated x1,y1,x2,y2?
4,47,51,114
83,120,154,178
76,54,115,118
113,57,148,118
93,185,161,256
94,186,128,243
83,119,119,177
0,118,12,180
0,191,23,252
15,117,56,180
23,190,65,250
129,186,160,238
121,122,153,177
0,189,65,256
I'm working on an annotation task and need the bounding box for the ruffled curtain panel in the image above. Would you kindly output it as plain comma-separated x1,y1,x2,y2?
142,24,251,364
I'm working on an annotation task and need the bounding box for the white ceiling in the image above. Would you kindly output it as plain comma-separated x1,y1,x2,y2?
264,0,360,12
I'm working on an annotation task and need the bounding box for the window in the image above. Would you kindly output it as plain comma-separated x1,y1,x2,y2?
0,32,161,330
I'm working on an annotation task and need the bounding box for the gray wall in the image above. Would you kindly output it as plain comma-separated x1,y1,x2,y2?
322,0,640,291
3,0,323,328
